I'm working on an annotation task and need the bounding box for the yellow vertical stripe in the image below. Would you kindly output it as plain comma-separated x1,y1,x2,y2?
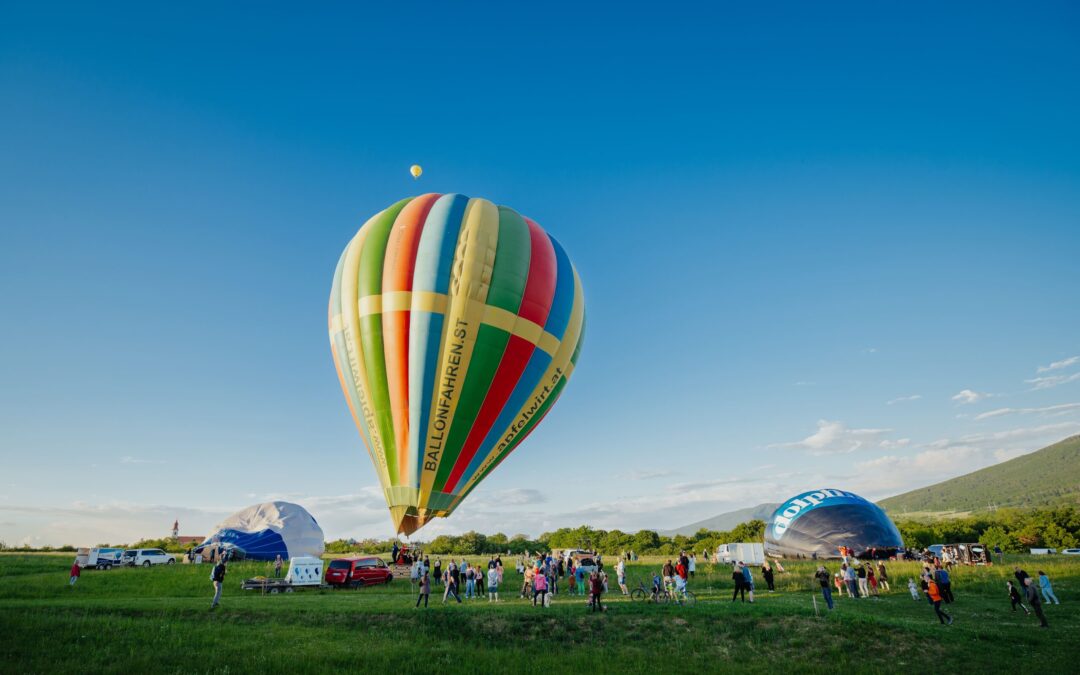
417,198,501,511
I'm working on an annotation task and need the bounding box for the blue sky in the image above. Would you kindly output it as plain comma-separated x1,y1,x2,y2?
2,2,1079,546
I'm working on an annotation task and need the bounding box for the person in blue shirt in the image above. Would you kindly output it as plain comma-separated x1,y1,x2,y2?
933,566,953,603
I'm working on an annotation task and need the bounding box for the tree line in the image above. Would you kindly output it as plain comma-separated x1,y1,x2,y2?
4,505,1077,555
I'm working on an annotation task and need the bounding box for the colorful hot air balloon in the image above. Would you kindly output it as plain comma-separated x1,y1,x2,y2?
410,165,422,179
328,194,585,535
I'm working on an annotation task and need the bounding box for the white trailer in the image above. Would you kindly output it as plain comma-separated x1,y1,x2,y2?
75,547,125,570
715,543,765,565
241,556,325,593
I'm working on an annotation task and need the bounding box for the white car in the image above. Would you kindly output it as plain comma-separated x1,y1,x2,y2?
129,548,176,567
1062,548,1080,556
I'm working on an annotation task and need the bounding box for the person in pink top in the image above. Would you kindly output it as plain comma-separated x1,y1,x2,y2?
533,569,549,607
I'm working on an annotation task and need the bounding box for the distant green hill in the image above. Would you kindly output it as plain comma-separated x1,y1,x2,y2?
879,435,1080,517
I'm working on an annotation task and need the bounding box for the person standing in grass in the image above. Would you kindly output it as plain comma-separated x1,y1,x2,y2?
867,566,879,596
856,563,869,598
416,570,430,608
590,570,605,612
522,563,535,599
833,573,844,598
731,563,746,602
433,558,442,586
842,563,858,598
68,560,81,587
210,559,227,609
1037,571,1060,605
1013,566,1030,590
488,564,499,602
533,569,548,607
576,564,586,596
273,554,283,579
908,578,920,600
443,568,461,604
925,575,952,625
814,565,834,610
762,561,775,592
616,558,629,596
876,561,890,592
689,553,697,579
1007,581,1030,614
741,562,755,603
1024,577,1048,628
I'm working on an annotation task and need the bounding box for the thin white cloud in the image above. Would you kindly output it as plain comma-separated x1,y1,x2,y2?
951,389,990,404
616,469,676,481
1037,356,1079,373
769,420,892,455
120,456,165,465
793,381,815,386
887,394,922,405
974,403,1080,421
879,438,911,450
1026,372,1080,390
862,347,878,354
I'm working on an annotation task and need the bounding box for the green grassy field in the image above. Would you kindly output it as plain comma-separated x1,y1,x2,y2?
0,553,1076,674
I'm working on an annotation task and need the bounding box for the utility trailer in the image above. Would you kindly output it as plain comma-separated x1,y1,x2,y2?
241,556,327,594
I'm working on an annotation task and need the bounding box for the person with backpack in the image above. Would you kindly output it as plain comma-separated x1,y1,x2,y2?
925,574,952,625
210,559,227,609
934,565,954,603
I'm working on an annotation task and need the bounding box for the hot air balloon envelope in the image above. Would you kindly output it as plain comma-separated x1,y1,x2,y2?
764,489,903,559
410,165,422,179
196,501,325,561
329,194,585,535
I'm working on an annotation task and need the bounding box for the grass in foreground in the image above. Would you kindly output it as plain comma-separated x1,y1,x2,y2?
0,553,1076,674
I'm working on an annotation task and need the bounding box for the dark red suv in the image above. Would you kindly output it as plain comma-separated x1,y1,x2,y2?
325,556,393,588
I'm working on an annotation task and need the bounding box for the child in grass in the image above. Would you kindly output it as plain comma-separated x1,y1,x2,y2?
908,578,920,600
1007,580,1029,614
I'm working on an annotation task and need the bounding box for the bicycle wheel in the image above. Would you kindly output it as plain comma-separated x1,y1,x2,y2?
631,588,647,602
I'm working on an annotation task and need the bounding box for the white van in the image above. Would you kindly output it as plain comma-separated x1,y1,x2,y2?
1030,548,1057,555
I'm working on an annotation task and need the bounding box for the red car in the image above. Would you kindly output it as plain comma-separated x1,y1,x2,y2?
325,556,393,588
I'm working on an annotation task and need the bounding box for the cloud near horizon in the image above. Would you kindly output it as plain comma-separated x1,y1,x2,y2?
769,420,892,455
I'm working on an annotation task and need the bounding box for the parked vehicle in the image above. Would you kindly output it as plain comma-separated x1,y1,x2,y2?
716,543,765,564
324,556,393,588
1030,548,1057,555
75,547,125,570
941,543,991,565
123,548,176,567
242,557,325,593
1062,548,1080,556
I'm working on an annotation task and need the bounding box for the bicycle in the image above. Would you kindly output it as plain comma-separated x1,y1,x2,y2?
630,578,667,603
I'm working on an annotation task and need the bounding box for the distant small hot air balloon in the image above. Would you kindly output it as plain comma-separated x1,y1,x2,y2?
329,194,585,535
410,165,422,179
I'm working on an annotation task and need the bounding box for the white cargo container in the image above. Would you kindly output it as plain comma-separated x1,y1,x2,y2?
715,543,765,565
